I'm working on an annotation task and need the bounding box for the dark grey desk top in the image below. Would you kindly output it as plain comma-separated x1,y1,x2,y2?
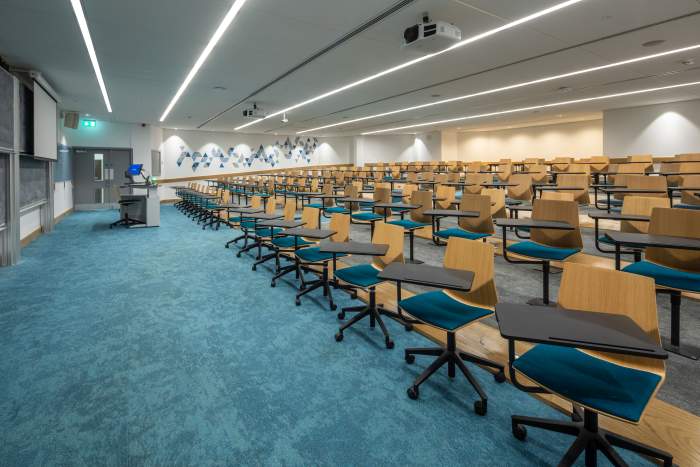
481,183,518,187
257,219,306,228
660,172,700,176
591,184,625,189
495,219,574,230
378,263,474,291
313,194,345,198
507,204,533,211
495,303,667,359
339,198,373,203
291,191,323,197
283,228,335,239
537,186,585,191
424,209,479,218
588,212,650,222
601,188,666,194
244,213,284,220
230,207,264,214
319,241,389,255
604,232,700,250
667,186,700,192
218,203,251,209
374,203,420,210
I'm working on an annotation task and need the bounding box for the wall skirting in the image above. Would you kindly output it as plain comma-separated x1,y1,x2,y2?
20,227,42,247
54,209,73,225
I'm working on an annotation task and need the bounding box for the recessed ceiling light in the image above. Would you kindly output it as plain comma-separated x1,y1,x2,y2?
234,0,585,131
431,94,442,98
69,0,112,112
361,80,700,135
681,59,695,66
642,39,666,47
557,86,573,93
296,43,700,134
160,0,249,122
213,86,227,91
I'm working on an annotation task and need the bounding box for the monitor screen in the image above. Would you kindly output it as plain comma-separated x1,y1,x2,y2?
127,164,143,176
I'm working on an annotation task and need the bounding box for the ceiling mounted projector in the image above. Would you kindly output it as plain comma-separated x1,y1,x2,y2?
403,14,461,52
242,103,267,119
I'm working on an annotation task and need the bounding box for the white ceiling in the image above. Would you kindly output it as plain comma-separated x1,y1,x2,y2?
1,0,699,136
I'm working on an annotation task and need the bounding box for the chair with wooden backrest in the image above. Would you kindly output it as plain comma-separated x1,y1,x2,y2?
420,171,434,182
434,194,493,243
557,174,590,204
503,199,582,305
509,262,672,466
401,183,418,203
294,213,351,310
387,190,432,262
588,156,609,174
610,163,647,207
351,186,390,230
595,196,670,255
529,164,548,184
677,174,700,209
628,154,654,173
467,161,484,173
483,188,506,218
434,184,455,210
497,163,512,183
334,222,405,348
622,207,700,359
399,238,506,412
435,173,448,184
524,157,545,167
447,172,460,183
465,173,491,194
551,157,573,172
507,173,533,201
407,171,419,183
542,192,574,201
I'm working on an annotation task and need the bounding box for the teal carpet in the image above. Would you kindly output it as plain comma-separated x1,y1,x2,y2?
0,207,652,466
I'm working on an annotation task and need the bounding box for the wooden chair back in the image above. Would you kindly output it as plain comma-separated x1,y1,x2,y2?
588,156,609,173
435,185,455,210
646,208,700,273
557,174,590,204
407,172,419,183
265,197,276,215
529,164,548,183
458,194,494,234
467,161,484,173
628,154,654,173
372,222,405,269
372,187,391,214
466,173,491,194
620,196,670,234
435,173,448,184
531,199,582,249
541,192,574,201
482,188,506,218
558,263,663,374
420,171,434,182
309,178,319,192
497,164,512,182
251,196,262,209
680,175,700,205
551,157,573,172
283,199,296,221
507,173,533,201
409,190,433,224
676,153,700,162
401,183,418,201
329,214,350,242
443,238,498,310
300,207,320,230
626,175,667,198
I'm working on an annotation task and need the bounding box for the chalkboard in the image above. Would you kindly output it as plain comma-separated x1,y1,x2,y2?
20,155,47,208
0,67,12,151
55,145,72,182
0,153,7,226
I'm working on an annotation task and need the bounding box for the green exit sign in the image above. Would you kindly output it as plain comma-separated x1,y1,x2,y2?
82,119,97,128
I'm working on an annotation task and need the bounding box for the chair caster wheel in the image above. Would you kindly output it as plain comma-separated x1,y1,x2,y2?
295,299,301,306
252,265,257,271
270,281,276,288
299,285,306,291
337,312,345,320
330,304,337,311
513,424,527,441
407,386,419,400
405,353,415,364
236,253,242,258
474,400,487,416
494,370,506,383
225,245,229,249
385,338,394,349
404,324,413,332
335,332,343,342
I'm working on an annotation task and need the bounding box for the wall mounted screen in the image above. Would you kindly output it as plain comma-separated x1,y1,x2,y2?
32,82,57,160
0,68,12,151
20,155,48,208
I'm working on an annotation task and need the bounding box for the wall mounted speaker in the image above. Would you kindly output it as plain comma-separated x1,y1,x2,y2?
64,111,79,129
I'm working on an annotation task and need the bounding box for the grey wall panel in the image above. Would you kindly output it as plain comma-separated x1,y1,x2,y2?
0,68,12,151
0,153,7,225
19,156,47,207
55,145,72,182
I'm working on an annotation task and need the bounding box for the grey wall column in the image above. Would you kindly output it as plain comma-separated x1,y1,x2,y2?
1,76,22,266
41,161,54,234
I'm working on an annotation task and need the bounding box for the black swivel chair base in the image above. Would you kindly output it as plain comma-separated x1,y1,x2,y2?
335,287,394,349
512,409,673,467
295,261,336,311
404,332,505,416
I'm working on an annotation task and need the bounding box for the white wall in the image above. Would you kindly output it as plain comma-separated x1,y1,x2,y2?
457,119,603,162
353,131,442,166
19,208,41,239
604,99,700,157
54,180,73,218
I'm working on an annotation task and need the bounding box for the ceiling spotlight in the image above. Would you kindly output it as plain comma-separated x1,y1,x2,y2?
642,39,666,47
681,59,695,66
281,113,289,124
213,86,227,91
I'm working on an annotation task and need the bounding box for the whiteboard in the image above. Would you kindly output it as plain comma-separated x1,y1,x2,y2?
33,82,57,160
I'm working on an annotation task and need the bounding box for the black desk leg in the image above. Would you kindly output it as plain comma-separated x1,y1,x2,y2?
606,192,612,213
526,261,555,307
614,244,621,270
663,291,699,360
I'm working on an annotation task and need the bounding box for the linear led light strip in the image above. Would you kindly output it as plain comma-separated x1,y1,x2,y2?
360,81,700,135
70,0,112,112
298,44,700,134
160,0,249,122
234,0,585,131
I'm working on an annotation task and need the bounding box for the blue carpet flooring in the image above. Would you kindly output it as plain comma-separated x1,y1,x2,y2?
0,207,652,466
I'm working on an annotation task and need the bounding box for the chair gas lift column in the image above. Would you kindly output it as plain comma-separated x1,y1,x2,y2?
496,263,673,467
386,190,433,264
496,199,582,306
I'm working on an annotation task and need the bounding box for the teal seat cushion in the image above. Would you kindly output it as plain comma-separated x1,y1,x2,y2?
513,344,661,422
334,264,382,288
598,235,613,245
399,290,492,331
240,220,257,230
296,247,347,263
387,219,428,230
507,241,580,261
435,228,490,241
623,261,700,292
352,212,382,221
676,203,700,210
271,237,314,248
256,227,282,236
609,198,623,206
325,206,349,214
305,203,324,209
